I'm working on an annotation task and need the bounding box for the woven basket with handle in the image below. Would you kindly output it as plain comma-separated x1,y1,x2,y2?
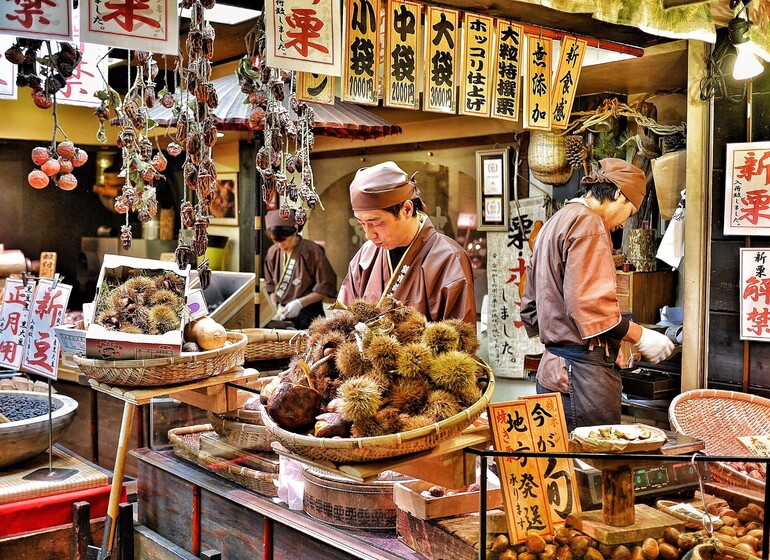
262,368,495,463
233,328,306,362
208,411,275,451
73,332,247,386
169,424,278,497
669,389,770,490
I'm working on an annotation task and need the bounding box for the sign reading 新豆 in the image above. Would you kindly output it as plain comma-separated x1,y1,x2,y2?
342,0,380,105
21,277,72,380
724,141,770,236
491,20,522,123
384,0,421,110
550,36,586,130
80,0,178,56
265,0,341,77
523,33,552,130
739,247,770,341
459,13,493,117
423,6,458,114
0,0,73,41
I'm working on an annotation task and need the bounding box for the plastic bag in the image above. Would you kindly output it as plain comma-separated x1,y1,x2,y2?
276,455,305,510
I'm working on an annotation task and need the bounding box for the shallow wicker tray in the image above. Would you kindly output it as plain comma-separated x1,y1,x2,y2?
208,410,275,451
233,328,306,362
168,424,278,497
669,388,770,490
73,332,247,387
262,369,495,463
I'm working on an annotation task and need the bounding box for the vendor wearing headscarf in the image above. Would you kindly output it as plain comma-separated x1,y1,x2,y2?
520,158,674,431
264,209,337,329
338,161,476,324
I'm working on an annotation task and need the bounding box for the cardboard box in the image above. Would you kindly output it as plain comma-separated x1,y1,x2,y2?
190,270,255,329
393,480,503,521
85,254,189,360
53,324,87,355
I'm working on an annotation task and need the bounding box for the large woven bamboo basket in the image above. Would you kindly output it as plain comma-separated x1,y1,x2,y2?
528,130,574,186
73,332,247,387
233,328,306,362
169,424,278,497
262,369,495,463
669,389,770,490
208,410,275,451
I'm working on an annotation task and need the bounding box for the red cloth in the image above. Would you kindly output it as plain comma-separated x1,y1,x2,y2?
0,484,126,537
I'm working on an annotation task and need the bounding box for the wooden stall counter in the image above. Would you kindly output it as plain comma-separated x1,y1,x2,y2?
133,447,425,560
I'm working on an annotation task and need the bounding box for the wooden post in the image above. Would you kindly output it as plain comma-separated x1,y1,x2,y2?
71,500,91,560
601,465,635,526
114,502,135,560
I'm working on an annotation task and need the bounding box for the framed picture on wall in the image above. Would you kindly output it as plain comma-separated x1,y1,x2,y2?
476,148,509,231
210,172,239,226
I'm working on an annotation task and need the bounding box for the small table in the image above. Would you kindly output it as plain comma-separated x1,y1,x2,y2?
86,366,264,559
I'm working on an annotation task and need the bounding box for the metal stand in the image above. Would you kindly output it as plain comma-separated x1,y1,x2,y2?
22,379,78,482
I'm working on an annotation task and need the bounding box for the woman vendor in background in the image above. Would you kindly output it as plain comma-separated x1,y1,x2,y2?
264,209,338,329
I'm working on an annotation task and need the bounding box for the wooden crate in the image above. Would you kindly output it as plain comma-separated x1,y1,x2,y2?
615,270,675,325
393,480,503,521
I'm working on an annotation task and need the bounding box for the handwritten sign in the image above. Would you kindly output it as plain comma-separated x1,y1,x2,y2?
423,6,458,114
0,0,73,41
265,0,342,77
491,20,522,122
342,0,380,105
488,400,551,542
459,13,493,117
738,436,770,457
0,278,34,370
739,248,770,340
20,277,72,380
80,0,179,56
384,0,421,110
39,252,57,279
550,36,586,130
724,141,770,235
297,72,336,105
0,35,17,100
520,394,581,526
57,9,109,108
523,33,552,130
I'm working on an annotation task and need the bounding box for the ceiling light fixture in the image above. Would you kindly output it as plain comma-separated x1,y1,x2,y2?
191,4,261,25
728,0,764,81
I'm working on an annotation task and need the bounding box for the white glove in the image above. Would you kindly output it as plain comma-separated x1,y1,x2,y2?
635,327,675,364
280,299,302,320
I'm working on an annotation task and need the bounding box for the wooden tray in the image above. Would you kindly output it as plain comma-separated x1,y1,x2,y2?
393,480,503,521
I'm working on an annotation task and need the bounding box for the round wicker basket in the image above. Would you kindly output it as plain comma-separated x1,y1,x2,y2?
73,332,247,386
208,410,275,451
262,369,495,463
234,328,306,362
669,389,770,490
528,130,574,186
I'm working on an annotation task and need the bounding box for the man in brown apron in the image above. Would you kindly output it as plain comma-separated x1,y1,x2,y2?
338,161,476,324
520,158,674,431
264,210,337,329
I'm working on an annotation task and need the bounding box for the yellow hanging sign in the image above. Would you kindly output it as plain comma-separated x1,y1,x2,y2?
424,6,459,114
459,13,494,117
297,72,336,105
551,36,587,130
384,0,421,110
342,0,380,105
491,19,523,123
524,33,552,130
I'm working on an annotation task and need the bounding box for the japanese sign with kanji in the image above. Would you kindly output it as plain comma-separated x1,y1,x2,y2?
488,400,552,542
384,0,421,110
297,72,336,105
0,34,16,100
724,141,770,236
342,0,380,105
737,436,770,457
0,0,73,40
459,13,492,117
550,36,586,130
424,6,458,114
519,393,581,526
57,8,108,108
524,33,552,130
486,196,545,378
0,278,34,370
739,247,770,341
491,19,522,123
20,277,72,379
266,0,342,77
80,0,178,56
